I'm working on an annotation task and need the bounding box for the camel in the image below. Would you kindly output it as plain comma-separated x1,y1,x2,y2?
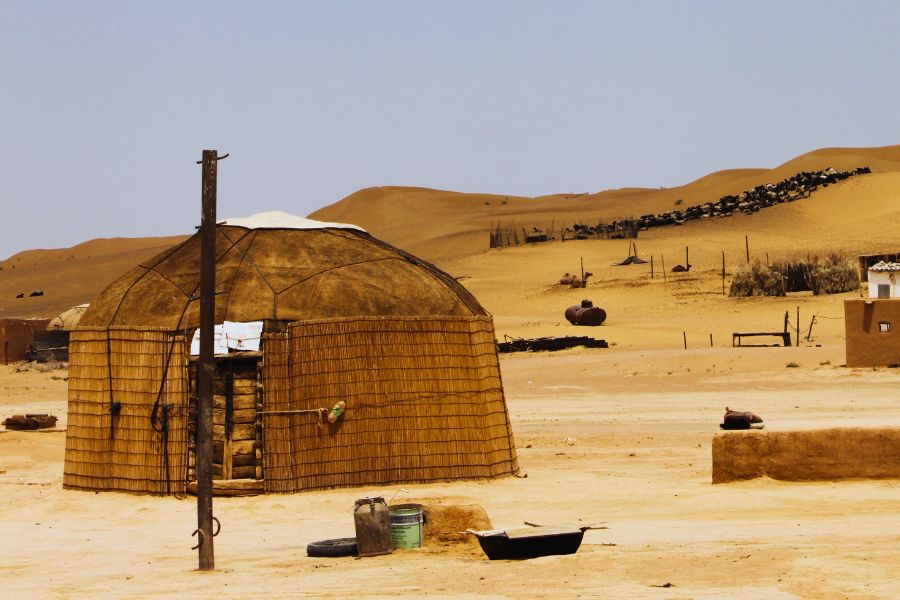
559,272,592,287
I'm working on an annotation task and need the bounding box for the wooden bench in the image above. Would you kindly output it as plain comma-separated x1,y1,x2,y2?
732,311,792,347
732,331,791,347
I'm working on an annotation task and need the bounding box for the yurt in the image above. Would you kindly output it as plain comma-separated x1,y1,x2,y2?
63,212,519,495
48,304,90,330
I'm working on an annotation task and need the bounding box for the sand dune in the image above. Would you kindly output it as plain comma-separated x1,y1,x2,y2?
312,144,900,262
0,236,187,318
1,144,896,320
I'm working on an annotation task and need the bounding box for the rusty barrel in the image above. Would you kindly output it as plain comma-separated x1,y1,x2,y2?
565,299,606,326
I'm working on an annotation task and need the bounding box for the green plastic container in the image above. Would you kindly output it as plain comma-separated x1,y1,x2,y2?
389,504,424,549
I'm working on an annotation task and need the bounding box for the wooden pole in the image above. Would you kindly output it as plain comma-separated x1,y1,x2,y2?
709,333,713,347
685,246,689,270
580,257,584,281
196,149,225,571
651,255,654,279
683,331,687,350
796,306,800,347
745,235,750,263
662,256,667,283
721,250,726,295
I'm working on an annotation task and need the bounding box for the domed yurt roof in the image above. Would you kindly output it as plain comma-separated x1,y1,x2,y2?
79,211,486,330
48,303,90,330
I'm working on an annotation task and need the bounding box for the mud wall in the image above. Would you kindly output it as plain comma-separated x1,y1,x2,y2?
0,318,49,364
844,299,900,367
712,428,900,483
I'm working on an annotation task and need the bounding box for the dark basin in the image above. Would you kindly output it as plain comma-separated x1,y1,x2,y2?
473,526,589,560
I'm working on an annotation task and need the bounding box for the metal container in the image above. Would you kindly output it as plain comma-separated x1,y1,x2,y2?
353,497,392,557
564,300,607,327
389,503,424,549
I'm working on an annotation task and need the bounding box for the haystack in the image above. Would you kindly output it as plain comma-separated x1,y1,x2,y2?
63,212,519,495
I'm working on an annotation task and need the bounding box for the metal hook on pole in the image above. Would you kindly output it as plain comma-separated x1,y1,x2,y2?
195,153,230,165
191,528,206,550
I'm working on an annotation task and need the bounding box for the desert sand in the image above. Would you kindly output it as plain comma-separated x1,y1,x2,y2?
1,145,899,598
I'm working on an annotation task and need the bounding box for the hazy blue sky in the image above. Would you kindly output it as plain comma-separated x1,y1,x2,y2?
2,1,899,258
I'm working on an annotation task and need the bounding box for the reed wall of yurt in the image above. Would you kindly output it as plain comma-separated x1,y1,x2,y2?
261,315,519,493
63,327,190,495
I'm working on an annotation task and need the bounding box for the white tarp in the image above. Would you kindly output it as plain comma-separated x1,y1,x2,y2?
190,321,263,355
219,211,364,232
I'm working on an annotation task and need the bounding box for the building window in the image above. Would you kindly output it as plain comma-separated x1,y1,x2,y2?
879,322,891,333
877,284,890,299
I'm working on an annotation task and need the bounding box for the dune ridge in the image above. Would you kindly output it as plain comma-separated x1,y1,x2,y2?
311,144,900,262
1,144,898,319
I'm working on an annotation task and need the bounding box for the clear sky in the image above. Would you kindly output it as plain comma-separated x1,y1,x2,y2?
2,1,899,259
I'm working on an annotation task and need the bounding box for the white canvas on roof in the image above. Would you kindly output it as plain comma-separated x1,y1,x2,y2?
220,211,364,232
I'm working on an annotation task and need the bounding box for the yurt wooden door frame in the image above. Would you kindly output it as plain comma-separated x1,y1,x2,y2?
189,352,262,481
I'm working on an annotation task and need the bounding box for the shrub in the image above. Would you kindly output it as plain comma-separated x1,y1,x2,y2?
765,252,860,295
805,253,859,295
729,261,785,296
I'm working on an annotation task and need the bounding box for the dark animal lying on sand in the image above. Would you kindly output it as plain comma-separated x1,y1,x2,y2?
720,407,764,430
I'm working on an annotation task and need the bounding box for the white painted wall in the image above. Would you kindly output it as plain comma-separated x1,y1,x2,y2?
868,270,900,298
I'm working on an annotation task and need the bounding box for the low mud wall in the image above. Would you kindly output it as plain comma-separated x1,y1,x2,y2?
712,428,900,483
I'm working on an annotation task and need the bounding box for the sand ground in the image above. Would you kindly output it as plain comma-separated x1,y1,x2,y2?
2,343,899,599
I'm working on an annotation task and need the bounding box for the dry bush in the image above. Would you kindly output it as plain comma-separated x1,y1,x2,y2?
729,262,785,296
763,252,860,295
805,253,859,295
770,258,811,292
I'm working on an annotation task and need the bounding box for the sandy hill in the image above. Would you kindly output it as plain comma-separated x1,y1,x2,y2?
1,144,898,323
311,144,900,262
0,236,187,319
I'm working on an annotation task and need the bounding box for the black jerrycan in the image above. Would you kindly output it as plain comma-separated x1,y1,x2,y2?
353,497,393,557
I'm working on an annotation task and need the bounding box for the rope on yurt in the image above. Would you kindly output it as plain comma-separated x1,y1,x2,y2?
106,328,121,440
150,333,180,496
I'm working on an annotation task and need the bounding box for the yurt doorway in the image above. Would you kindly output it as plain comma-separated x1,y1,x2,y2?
189,355,262,481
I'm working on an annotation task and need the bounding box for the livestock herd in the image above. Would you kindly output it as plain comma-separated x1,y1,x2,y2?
635,166,871,229
493,166,871,248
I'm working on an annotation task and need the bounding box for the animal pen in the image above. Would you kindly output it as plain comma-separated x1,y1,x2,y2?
63,213,519,495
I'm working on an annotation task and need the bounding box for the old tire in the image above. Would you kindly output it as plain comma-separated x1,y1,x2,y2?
307,537,358,558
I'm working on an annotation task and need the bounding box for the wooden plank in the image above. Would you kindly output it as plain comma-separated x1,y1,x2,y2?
223,437,233,480
232,465,256,479
233,453,256,468
232,440,255,456
215,394,256,411
215,423,255,442
231,423,256,441
233,382,259,395
233,408,256,424
187,478,264,497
